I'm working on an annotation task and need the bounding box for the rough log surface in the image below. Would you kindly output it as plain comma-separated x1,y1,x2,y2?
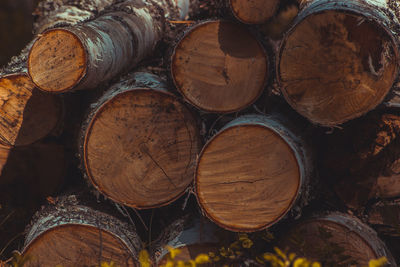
171,20,268,113
23,195,141,267
279,212,396,266
28,0,201,93
278,0,400,126
195,114,313,232
80,72,201,209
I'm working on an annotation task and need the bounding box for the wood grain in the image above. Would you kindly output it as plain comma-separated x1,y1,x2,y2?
172,20,268,113
28,29,86,93
84,89,200,209
279,10,398,126
196,119,300,231
229,0,280,24
0,74,61,146
23,225,136,267
279,213,394,266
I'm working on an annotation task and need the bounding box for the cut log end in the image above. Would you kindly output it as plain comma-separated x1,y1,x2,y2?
229,0,280,24
196,117,302,232
279,213,395,266
84,89,200,209
23,225,136,267
0,74,61,146
28,29,86,93
172,20,268,113
279,10,398,126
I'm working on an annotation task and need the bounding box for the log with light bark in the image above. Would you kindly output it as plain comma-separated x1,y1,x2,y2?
277,0,400,126
171,20,268,113
28,0,200,93
0,43,62,146
22,195,141,267
153,215,223,265
279,212,396,266
195,114,313,232
229,0,281,24
80,72,201,209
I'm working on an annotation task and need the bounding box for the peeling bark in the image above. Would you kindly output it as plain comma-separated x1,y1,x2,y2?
28,0,201,93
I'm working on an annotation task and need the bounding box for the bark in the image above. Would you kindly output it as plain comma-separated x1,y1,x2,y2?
152,215,223,265
28,0,201,93
79,72,201,209
23,194,141,266
278,212,396,266
195,113,314,232
277,0,400,126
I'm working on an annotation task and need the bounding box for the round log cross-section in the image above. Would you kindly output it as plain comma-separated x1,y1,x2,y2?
279,213,396,266
22,196,140,267
229,0,281,24
0,74,61,146
195,114,312,232
172,20,268,113
82,73,201,209
278,0,399,126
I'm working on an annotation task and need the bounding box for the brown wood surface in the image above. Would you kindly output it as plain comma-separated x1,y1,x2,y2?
23,224,136,267
84,89,200,209
28,29,86,93
196,118,301,232
172,20,268,113
229,0,280,24
279,213,395,266
0,74,61,146
279,10,398,126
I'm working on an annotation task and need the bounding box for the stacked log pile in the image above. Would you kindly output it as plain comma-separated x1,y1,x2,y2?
1,0,400,266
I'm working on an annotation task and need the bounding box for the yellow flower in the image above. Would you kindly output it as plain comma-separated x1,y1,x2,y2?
195,254,210,264
369,257,388,267
101,262,119,267
293,258,308,267
166,246,182,260
238,234,253,249
311,262,322,267
139,250,151,267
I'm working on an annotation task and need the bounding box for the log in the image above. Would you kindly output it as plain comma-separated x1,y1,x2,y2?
277,0,400,126
367,199,400,238
279,212,396,266
80,72,201,209
0,43,62,146
32,0,116,34
195,114,313,232
171,20,268,113
153,215,223,265
22,195,141,266
28,0,200,93
229,0,281,24
320,113,400,209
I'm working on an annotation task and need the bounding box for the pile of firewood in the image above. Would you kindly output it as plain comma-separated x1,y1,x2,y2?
1,0,400,265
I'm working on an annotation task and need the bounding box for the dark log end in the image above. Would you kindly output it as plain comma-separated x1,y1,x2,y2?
229,0,281,24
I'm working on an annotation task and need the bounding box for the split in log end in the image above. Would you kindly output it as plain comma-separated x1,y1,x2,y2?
28,29,86,93
84,88,201,209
